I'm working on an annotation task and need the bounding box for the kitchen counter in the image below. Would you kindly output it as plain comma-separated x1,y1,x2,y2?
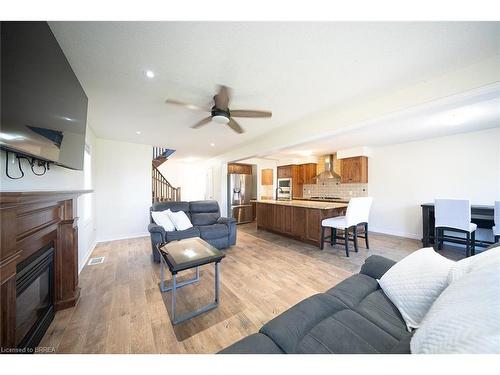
252,199,347,210
254,200,347,247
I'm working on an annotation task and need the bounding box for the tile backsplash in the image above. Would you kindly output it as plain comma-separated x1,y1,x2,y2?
302,178,368,199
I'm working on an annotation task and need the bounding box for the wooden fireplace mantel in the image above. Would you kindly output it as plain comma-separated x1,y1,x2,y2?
0,189,92,349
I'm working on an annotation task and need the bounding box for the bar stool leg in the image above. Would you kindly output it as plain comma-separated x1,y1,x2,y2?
344,228,350,257
465,232,471,257
353,225,359,253
434,227,439,251
333,228,337,245
471,231,476,256
330,227,334,246
320,226,325,250
364,223,369,249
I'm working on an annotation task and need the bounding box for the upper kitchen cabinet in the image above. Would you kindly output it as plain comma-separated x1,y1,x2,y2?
340,156,368,183
228,163,253,175
277,165,292,178
261,169,273,185
300,163,317,184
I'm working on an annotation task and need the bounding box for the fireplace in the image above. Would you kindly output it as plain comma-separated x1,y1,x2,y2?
15,243,55,350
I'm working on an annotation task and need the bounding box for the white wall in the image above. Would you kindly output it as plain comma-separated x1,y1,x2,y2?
94,138,152,242
157,159,207,202
238,158,278,200
368,128,500,240
0,126,97,273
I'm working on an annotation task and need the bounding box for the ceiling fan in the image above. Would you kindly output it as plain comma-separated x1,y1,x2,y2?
165,85,272,134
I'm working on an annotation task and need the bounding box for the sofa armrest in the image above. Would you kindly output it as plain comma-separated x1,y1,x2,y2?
360,255,396,280
148,223,166,239
217,216,237,226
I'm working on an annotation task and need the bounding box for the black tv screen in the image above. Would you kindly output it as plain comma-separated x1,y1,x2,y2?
1,21,88,170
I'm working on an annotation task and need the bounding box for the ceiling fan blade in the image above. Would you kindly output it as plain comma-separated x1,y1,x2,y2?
214,85,231,110
190,116,213,129
165,99,208,111
227,118,244,134
230,110,272,118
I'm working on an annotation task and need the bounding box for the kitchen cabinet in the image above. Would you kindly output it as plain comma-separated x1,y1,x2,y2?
261,169,273,185
256,202,346,246
228,163,252,175
277,165,292,178
300,163,317,184
340,156,368,183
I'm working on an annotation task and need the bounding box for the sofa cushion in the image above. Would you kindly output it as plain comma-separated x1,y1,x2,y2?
325,273,379,309
198,224,229,240
218,333,284,354
190,200,220,226
164,227,200,242
296,309,399,354
378,247,453,330
411,256,500,354
259,293,347,353
152,201,190,215
354,289,408,339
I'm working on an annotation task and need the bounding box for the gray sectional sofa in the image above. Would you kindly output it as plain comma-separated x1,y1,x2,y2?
220,255,413,354
148,200,236,262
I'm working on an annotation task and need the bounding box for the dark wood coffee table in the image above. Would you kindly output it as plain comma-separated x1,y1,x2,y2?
156,237,225,325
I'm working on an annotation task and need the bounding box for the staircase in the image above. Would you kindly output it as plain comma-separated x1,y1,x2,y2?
152,147,181,203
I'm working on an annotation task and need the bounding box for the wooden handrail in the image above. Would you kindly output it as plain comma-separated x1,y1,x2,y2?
152,165,181,203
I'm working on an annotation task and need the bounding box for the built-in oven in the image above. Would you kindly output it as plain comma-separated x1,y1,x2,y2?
277,178,292,200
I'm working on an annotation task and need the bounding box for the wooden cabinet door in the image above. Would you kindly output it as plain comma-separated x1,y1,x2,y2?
256,203,268,228
305,209,321,242
292,207,307,239
303,163,318,184
261,169,273,185
277,166,292,178
283,206,293,235
340,157,368,183
228,163,252,175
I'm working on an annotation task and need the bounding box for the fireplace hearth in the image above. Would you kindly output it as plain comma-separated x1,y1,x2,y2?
15,243,55,350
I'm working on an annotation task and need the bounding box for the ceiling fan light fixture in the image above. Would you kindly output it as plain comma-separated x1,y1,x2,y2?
212,114,230,124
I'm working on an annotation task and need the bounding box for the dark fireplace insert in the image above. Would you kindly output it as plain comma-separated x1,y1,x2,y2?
15,243,55,350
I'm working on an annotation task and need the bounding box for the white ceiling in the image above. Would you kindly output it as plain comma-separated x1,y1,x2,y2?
48,22,500,159
264,87,500,160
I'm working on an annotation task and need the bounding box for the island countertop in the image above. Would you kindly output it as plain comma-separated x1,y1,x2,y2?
252,199,348,210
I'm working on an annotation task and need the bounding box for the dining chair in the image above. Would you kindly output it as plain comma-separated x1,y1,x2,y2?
320,197,373,257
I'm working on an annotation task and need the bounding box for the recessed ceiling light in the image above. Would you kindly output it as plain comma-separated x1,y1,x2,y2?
210,143,215,147
145,70,155,79
135,131,142,135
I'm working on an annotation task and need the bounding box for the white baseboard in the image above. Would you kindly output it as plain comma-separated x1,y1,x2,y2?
96,232,150,244
369,227,421,240
79,240,96,274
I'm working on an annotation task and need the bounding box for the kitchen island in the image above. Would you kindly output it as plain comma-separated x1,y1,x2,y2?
254,200,348,247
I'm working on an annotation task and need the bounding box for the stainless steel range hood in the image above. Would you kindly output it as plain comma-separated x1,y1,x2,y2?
315,153,341,180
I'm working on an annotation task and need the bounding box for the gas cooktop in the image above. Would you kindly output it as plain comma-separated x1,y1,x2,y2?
309,196,343,201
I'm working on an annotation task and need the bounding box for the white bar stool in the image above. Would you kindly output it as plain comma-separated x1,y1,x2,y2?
493,201,500,243
320,197,373,257
434,198,477,257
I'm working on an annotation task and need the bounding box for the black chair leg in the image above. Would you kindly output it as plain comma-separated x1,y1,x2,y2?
439,228,444,250
344,228,349,257
364,223,369,249
330,227,334,246
471,231,476,256
320,226,325,250
333,228,337,245
434,227,439,251
353,225,359,252
465,232,470,257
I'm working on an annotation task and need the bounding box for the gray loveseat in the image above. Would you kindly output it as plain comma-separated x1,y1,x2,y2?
220,255,413,354
148,200,236,262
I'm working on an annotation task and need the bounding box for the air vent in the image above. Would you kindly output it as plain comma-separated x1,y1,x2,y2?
88,257,105,266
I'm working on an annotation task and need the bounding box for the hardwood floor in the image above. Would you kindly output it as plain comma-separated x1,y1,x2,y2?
40,223,446,354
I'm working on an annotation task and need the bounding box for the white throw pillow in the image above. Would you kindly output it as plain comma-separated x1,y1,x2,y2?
151,210,176,232
411,258,500,353
378,247,453,331
166,209,193,231
448,245,500,284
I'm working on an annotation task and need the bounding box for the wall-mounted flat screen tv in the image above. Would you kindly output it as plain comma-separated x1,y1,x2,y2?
1,21,88,170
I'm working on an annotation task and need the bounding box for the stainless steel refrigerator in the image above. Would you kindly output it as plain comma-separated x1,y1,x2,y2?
228,173,254,224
